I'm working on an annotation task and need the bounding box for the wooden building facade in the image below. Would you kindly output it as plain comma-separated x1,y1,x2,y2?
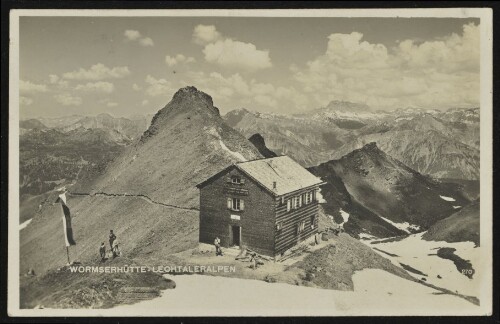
196,156,324,257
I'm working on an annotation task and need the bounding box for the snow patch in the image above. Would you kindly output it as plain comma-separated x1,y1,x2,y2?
204,126,247,162
362,232,480,298
340,209,350,224
113,269,478,316
359,233,378,240
316,187,326,203
219,140,247,162
440,195,456,202
379,216,421,234
453,206,462,209
19,218,32,231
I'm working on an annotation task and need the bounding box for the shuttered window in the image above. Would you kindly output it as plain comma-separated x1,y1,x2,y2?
276,222,283,231
305,191,313,204
228,197,244,211
227,176,245,184
297,221,306,234
286,199,291,212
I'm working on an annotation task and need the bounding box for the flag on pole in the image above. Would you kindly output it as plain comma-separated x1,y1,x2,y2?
55,192,76,246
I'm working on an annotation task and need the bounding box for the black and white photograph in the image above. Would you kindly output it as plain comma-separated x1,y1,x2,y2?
7,8,493,317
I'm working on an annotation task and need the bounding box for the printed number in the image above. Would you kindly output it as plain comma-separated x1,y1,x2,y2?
461,269,474,275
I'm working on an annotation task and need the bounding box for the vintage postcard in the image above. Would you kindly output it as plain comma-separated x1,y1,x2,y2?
8,8,493,317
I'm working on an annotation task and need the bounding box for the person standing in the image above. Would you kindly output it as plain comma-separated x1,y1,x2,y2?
109,230,116,250
214,237,222,256
112,239,120,258
99,242,106,261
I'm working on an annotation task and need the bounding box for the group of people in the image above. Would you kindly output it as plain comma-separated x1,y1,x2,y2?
99,230,120,261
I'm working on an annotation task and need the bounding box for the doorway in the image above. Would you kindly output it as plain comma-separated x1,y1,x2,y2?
231,225,241,247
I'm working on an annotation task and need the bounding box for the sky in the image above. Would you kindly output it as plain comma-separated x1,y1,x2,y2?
18,16,480,118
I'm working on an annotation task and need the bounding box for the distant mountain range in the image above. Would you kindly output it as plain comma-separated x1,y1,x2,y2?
19,113,152,198
225,102,479,180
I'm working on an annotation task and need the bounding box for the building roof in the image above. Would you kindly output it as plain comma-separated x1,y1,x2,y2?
197,156,324,195
234,156,323,195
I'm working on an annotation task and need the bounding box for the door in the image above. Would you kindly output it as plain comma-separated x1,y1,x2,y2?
231,225,240,247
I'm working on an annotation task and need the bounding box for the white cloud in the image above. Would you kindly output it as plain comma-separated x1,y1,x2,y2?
107,102,118,107
124,30,154,47
75,81,114,93
63,63,130,81
142,99,149,106
132,83,142,91
139,37,154,47
192,24,221,45
165,54,196,67
203,39,272,71
54,93,82,106
184,71,306,112
20,80,48,94
124,30,141,41
193,25,272,71
144,75,174,97
292,23,480,110
20,96,34,106
49,74,59,84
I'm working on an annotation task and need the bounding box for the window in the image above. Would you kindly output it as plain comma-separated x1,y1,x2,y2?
276,222,283,231
295,196,300,209
231,177,241,184
310,215,316,229
297,221,306,234
286,199,291,212
227,197,244,211
305,191,313,204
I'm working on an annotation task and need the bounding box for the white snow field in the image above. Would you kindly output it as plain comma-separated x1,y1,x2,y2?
339,209,350,224
111,269,478,316
363,232,480,298
218,139,247,162
19,218,32,231
378,215,421,233
440,195,456,202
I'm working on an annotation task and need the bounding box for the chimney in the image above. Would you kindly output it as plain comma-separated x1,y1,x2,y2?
273,181,277,190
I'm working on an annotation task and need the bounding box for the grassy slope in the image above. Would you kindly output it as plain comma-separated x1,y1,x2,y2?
290,233,412,290
20,195,199,276
422,201,480,246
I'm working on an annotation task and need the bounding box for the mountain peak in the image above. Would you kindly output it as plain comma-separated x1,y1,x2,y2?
248,133,278,158
340,142,384,162
171,86,214,108
141,87,220,142
325,100,372,112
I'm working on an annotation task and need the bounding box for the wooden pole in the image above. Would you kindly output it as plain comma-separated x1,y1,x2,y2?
66,246,71,265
